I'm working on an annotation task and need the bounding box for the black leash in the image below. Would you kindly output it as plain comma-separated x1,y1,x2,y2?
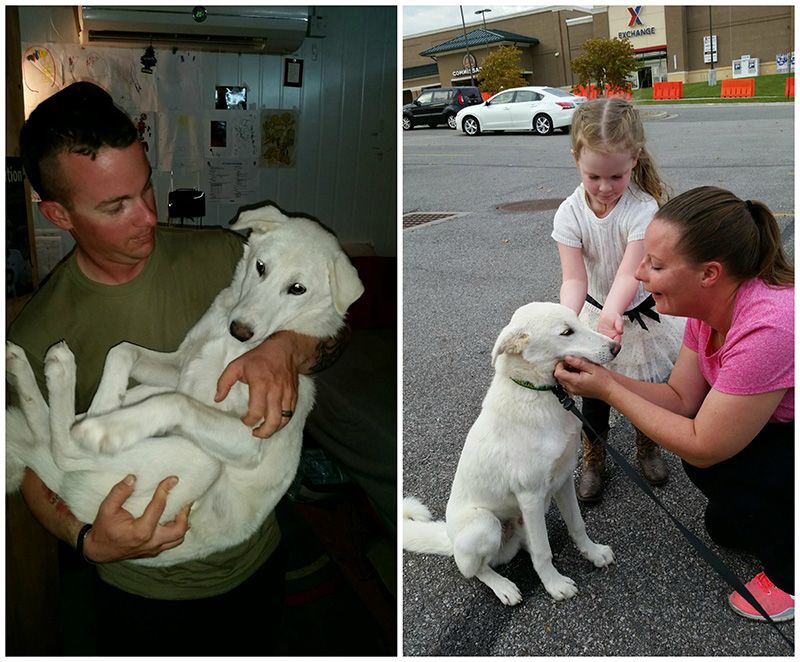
551,384,794,653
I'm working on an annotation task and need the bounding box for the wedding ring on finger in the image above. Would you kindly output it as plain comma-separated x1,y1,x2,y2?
280,410,294,419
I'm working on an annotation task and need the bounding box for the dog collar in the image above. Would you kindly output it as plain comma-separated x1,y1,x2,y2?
510,377,558,392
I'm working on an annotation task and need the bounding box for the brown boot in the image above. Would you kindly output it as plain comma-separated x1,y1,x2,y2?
577,430,606,503
634,428,668,486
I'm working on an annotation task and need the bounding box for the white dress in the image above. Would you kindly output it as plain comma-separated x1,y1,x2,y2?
552,183,685,383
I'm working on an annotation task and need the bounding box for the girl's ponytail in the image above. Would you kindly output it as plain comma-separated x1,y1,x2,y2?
632,147,668,207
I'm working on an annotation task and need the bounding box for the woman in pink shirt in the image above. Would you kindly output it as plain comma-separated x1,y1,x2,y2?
555,186,794,623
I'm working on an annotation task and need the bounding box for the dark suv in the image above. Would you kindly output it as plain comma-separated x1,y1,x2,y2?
402,86,483,130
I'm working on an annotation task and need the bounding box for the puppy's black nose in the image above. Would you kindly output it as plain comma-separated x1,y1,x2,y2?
611,342,621,357
229,320,254,342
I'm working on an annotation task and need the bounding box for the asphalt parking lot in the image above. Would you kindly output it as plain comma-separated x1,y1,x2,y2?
402,103,794,656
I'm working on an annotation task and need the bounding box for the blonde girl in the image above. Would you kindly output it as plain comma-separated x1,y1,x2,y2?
551,97,684,502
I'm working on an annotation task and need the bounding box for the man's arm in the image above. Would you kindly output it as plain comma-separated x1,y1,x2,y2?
216,325,351,438
21,469,85,551
302,324,351,374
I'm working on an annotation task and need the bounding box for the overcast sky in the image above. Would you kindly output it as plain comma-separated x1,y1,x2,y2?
402,5,547,36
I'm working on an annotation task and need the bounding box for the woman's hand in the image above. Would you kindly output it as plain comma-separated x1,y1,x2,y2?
554,356,615,401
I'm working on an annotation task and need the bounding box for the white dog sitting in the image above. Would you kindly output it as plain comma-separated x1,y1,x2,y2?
6,203,364,566
404,302,618,605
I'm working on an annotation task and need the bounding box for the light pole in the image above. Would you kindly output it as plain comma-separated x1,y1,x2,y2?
475,8,491,30
707,5,716,86
459,6,476,86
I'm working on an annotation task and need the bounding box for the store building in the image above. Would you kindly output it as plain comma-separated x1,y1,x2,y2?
403,5,794,102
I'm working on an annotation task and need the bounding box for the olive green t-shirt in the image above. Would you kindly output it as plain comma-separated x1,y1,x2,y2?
8,225,282,600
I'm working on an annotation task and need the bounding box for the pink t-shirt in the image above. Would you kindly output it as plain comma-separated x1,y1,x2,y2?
683,278,794,422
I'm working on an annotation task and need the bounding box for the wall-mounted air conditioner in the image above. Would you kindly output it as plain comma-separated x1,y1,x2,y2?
79,5,310,53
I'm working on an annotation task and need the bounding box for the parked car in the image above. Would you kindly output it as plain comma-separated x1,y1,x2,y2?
402,87,483,131
455,86,587,136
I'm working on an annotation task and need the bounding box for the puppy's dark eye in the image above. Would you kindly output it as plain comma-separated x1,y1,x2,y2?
256,260,266,277
287,283,306,295
560,328,574,337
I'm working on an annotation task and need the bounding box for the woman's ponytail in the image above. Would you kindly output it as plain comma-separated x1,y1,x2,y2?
747,199,794,286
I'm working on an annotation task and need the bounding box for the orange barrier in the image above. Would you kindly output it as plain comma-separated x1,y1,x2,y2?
652,81,683,100
605,83,633,100
720,78,755,98
572,84,598,100
572,83,633,100
785,77,794,97
481,91,491,101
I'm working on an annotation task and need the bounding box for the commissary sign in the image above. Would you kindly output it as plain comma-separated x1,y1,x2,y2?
452,53,479,77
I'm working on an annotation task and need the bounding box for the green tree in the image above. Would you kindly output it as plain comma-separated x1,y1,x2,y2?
570,37,638,94
476,45,527,96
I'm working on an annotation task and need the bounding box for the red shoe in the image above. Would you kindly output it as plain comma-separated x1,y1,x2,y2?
728,572,794,622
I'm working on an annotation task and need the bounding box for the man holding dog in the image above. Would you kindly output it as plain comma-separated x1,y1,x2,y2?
10,81,347,653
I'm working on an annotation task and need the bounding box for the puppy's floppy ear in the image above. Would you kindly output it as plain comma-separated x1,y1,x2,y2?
491,328,530,366
329,253,365,315
230,203,288,234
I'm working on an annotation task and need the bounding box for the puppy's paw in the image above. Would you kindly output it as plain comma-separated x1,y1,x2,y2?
6,342,27,369
72,418,114,454
582,542,614,567
492,577,523,606
44,341,76,383
543,573,578,601
72,415,136,455
6,343,32,387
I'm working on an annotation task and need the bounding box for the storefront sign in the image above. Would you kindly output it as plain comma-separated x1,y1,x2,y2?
618,5,656,39
452,53,480,78
619,26,655,38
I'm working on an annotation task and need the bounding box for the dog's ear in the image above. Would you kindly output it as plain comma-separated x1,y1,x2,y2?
230,204,288,234
329,253,365,315
491,328,530,366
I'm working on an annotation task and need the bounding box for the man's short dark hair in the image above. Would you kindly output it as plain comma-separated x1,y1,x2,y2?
20,81,139,203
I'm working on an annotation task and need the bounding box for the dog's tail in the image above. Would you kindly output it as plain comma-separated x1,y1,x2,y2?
402,496,453,556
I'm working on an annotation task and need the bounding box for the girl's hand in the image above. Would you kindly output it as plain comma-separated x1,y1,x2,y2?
597,313,624,343
554,356,615,401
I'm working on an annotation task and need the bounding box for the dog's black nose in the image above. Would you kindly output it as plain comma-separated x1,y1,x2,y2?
611,342,621,357
229,320,254,342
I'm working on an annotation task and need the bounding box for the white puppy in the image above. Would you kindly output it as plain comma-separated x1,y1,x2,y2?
404,302,618,604
6,203,363,566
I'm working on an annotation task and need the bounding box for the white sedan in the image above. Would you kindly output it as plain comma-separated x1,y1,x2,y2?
455,86,587,136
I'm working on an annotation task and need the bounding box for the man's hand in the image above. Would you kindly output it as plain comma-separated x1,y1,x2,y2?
82,474,191,563
554,356,615,402
215,331,300,438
